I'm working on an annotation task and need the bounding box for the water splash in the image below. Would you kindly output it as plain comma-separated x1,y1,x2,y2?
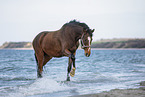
9,77,70,97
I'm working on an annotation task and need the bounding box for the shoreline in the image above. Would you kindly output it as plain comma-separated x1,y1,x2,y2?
0,48,145,50
71,81,145,97
0,48,33,50
91,48,145,50
71,88,145,97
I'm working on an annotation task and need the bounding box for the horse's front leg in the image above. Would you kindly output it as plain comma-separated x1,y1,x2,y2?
64,49,76,81
70,54,76,77
67,56,73,81
67,53,76,81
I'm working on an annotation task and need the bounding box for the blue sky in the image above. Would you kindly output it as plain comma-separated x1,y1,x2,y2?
0,0,145,45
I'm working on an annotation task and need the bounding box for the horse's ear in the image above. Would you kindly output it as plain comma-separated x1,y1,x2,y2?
91,29,95,33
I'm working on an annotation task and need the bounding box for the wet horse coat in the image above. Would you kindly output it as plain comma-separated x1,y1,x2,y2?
33,20,94,81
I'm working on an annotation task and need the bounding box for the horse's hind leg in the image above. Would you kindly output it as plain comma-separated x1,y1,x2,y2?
43,54,52,66
35,52,44,78
34,53,41,77
35,53,52,78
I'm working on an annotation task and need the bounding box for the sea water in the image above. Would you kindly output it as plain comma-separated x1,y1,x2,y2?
0,49,145,97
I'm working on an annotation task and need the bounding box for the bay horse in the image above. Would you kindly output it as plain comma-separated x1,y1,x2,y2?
32,20,94,81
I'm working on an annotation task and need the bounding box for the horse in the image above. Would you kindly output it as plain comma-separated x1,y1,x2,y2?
32,20,94,81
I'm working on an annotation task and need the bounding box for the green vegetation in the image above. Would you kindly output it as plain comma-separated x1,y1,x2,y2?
0,38,145,49
91,38,145,48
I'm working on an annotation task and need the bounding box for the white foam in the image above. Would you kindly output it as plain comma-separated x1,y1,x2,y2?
9,77,70,97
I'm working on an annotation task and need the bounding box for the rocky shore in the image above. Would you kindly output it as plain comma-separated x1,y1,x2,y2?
71,81,145,97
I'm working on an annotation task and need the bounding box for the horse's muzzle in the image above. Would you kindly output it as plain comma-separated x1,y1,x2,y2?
85,53,90,57
84,48,91,57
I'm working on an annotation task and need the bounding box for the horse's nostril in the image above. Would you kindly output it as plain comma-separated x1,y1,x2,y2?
85,53,90,57
85,53,88,56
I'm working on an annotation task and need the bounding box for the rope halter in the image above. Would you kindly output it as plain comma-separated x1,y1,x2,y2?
80,33,91,49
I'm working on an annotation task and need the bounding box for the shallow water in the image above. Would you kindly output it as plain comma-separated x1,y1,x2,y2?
0,49,145,97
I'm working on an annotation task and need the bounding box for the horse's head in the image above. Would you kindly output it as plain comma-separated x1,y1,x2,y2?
81,29,95,57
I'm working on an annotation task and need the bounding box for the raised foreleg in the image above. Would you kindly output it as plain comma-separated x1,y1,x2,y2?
67,56,73,81
70,53,76,77
66,53,76,81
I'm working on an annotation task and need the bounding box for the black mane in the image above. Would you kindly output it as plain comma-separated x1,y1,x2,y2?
64,20,93,37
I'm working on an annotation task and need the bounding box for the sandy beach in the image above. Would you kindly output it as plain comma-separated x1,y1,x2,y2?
71,81,145,97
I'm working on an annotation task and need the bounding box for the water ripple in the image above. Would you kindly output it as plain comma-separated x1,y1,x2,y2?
0,50,145,97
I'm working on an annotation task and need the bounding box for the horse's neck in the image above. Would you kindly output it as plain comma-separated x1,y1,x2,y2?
65,31,77,43
57,30,76,50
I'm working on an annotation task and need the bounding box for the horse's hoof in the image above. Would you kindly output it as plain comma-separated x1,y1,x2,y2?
37,73,42,78
66,77,70,81
70,67,76,77
38,76,42,78
38,75,42,78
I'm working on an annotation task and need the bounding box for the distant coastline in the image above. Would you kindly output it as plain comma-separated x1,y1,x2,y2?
0,38,145,49
91,38,145,48
0,42,33,50
0,48,33,50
